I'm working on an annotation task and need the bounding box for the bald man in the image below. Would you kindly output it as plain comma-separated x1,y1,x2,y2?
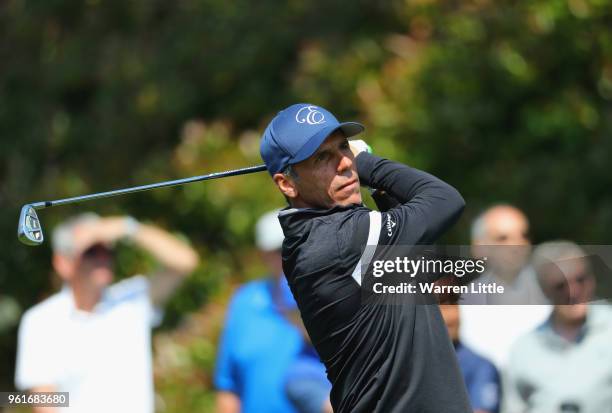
459,205,551,369
468,205,547,303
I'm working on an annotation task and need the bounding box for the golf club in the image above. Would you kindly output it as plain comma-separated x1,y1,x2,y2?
18,164,267,246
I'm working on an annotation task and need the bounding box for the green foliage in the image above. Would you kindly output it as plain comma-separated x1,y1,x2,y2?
0,0,400,405
1,0,611,411
434,1,612,242
352,0,612,241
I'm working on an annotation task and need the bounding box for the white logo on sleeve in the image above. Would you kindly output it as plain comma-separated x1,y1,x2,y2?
386,215,396,237
295,106,326,125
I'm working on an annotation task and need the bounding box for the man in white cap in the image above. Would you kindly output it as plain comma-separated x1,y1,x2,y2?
214,210,304,413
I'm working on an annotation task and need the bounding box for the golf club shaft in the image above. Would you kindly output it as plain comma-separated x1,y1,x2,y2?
29,164,267,210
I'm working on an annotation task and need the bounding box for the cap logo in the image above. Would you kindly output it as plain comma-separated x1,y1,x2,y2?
295,105,326,125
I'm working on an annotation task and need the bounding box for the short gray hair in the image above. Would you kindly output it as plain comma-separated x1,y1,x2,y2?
283,165,298,180
52,213,100,256
282,166,298,205
532,240,588,278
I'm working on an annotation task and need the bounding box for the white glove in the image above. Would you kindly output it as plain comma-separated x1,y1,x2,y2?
349,139,372,156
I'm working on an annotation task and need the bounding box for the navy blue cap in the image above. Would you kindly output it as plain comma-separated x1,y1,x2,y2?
260,103,364,175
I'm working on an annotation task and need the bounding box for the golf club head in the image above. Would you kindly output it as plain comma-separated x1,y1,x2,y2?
18,205,44,246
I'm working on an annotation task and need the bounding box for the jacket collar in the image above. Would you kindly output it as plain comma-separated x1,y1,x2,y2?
278,204,361,237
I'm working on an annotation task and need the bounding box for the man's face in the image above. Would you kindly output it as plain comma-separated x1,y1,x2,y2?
472,206,531,278
261,249,283,277
55,243,115,290
482,208,530,246
74,243,115,288
287,132,362,209
539,257,595,323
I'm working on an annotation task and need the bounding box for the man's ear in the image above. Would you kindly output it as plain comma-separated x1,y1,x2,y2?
273,173,298,199
52,253,75,282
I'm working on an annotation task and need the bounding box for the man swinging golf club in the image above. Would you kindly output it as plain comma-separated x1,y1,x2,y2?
260,103,472,412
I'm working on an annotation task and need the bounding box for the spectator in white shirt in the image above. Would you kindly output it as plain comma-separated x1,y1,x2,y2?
503,241,612,413
15,213,199,413
460,205,550,369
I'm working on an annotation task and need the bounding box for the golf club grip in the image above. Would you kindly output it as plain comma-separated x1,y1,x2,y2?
31,164,267,209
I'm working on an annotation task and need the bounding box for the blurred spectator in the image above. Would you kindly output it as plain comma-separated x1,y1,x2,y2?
281,294,331,413
285,343,332,413
15,214,199,413
214,210,303,413
460,205,551,368
503,241,612,413
439,290,501,413
468,204,548,304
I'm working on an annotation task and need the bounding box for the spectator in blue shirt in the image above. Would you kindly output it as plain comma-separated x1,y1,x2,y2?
281,294,332,413
214,210,303,413
285,343,332,413
439,290,501,413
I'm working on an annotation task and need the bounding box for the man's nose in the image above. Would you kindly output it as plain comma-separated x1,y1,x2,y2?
337,153,353,173
568,281,584,303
